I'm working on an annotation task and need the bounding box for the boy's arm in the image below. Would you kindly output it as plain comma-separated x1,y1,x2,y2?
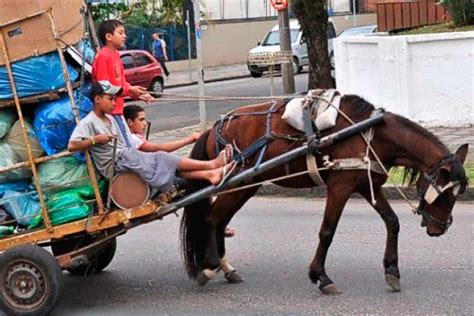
139,133,200,153
68,134,117,152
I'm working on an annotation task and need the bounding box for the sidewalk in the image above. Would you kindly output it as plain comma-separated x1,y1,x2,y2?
150,124,474,201
165,63,250,88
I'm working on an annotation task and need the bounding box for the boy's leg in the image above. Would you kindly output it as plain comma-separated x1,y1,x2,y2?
178,144,233,171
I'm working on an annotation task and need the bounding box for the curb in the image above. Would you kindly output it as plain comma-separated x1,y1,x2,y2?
165,73,251,89
256,184,474,201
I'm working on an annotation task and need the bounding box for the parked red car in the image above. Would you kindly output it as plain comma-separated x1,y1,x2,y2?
119,50,165,94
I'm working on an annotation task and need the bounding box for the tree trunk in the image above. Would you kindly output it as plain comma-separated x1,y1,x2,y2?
292,0,335,89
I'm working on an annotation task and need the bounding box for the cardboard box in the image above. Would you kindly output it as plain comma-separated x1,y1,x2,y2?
0,0,85,65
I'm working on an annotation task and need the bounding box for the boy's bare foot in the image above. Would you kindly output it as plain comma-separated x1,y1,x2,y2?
224,226,235,238
209,161,235,185
211,144,233,169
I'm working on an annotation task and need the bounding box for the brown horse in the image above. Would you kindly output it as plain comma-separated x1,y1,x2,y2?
180,94,469,294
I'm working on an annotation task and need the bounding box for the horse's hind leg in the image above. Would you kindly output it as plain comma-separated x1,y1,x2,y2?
359,187,401,292
197,186,261,286
309,182,354,295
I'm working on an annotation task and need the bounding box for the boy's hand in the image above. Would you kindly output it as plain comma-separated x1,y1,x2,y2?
129,85,147,98
191,132,202,142
95,134,117,144
139,93,155,104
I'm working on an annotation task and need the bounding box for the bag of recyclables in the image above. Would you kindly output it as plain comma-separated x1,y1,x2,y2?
0,52,79,100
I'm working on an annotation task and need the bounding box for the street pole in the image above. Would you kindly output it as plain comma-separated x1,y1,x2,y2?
352,0,357,27
278,7,295,95
186,10,192,82
193,0,206,131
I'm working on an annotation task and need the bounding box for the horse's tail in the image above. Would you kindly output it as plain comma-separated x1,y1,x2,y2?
180,129,212,279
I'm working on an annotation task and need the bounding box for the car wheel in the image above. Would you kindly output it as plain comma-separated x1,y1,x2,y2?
150,79,163,97
250,71,263,78
292,57,301,75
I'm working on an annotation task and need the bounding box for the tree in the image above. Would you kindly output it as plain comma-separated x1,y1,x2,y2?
292,0,334,89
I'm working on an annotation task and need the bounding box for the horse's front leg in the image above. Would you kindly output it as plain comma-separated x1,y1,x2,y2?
360,187,401,292
309,183,353,295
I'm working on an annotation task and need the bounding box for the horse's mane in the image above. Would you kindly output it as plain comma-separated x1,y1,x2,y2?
391,114,449,186
341,95,375,121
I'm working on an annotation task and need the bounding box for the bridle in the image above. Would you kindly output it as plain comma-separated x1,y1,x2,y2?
416,155,466,230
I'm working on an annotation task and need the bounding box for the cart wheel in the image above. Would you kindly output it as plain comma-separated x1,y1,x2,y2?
0,245,63,316
51,236,117,276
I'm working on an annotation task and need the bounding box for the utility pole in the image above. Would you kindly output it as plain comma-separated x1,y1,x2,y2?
277,6,295,94
193,0,206,131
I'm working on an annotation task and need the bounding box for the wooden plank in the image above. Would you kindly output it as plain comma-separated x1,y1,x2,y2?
419,2,428,24
436,4,446,22
386,4,395,31
402,3,411,28
394,3,403,29
377,4,387,32
427,2,437,24
411,3,420,27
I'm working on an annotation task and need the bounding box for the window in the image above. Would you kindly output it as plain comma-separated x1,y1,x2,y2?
121,55,134,69
134,53,152,67
262,30,300,46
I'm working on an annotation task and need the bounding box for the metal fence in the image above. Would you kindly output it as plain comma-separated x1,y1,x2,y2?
125,25,196,61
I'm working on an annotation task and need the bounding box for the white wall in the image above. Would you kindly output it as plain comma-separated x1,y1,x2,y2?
334,32,474,126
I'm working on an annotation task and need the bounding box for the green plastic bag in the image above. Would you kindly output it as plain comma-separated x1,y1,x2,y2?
0,108,15,139
0,142,32,183
28,181,106,229
38,156,91,194
0,226,14,237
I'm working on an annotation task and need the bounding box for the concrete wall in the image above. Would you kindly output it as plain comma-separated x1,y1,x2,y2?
334,32,474,126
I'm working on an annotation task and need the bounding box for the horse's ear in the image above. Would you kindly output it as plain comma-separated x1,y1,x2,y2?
455,144,469,165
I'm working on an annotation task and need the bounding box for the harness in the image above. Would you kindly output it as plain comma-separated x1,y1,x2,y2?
215,100,305,169
416,155,466,229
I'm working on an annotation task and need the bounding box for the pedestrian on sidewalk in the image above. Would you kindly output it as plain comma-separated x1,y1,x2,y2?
152,32,170,77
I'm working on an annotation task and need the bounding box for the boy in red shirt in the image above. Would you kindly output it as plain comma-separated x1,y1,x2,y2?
92,19,154,147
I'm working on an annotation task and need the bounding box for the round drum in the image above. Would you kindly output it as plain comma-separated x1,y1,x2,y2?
110,172,150,210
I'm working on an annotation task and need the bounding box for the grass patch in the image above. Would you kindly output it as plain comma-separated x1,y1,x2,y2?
395,22,474,35
385,163,474,186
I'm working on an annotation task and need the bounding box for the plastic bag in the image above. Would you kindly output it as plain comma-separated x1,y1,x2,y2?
33,88,93,156
28,190,90,229
0,108,15,138
0,142,32,183
6,119,44,161
38,156,91,194
0,190,41,227
0,52,79,100
0,226,14,237
28,181,105,229
0,180,30,198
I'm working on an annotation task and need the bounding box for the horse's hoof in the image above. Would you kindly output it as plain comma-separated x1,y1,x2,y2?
225,270,244,283
385,274,401,292
320,283,342,295
196,271,210,287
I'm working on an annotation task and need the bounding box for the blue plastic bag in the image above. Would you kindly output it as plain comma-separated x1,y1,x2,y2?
0,52,79,100
0,180,30,198
33,88,93,156
0,190,41,227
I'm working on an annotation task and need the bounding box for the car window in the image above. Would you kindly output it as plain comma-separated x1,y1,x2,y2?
121,54,134,69
327,23,336,39
134,53,152,67
262,30,300,46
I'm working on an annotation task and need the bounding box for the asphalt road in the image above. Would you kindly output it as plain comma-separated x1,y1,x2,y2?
142,73,309,132
52,198,473,315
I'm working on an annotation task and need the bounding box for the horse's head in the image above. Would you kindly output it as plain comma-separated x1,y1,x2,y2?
416,144,469,237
